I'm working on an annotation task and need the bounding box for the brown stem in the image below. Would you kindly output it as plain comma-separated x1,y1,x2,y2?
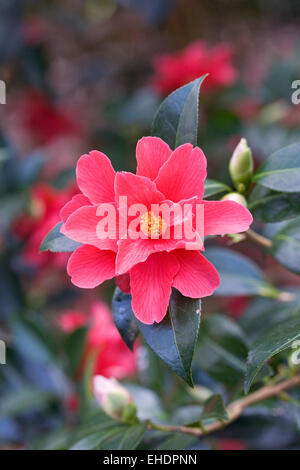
246,229,272,249
148,374,300,438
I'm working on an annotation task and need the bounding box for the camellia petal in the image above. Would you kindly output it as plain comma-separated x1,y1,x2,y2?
136,136,172,180
61,205,117,252
115,172,165,208
155,144,207,202
203,200,253,236
76,150,115,204
116,238,157,275
172,249,220,298
130,252,180,324
60,193,91,223
67,245,116,288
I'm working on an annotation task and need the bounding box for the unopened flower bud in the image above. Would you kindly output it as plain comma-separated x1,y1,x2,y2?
221,192,247,207
93,375,137,424
229,138,253,193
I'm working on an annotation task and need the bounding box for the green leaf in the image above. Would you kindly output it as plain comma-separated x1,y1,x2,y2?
239,296,300,344
156,433,199,450
205,247,272,296
64,327,88,376
70,433,105,451
245,315,300,393
12,321,54,364
70,421,126,450
40,222,81,253
204,179,231,199
248,184,300,223
271,217,300,274
118,422,147,450
152,75,208,148
196,314,248,386
201,394,229,425
138,289,201,386
112,287,139,351
252,142,300,193
0,387,53,418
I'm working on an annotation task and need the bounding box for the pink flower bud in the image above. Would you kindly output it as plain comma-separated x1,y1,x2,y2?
93,375,137,424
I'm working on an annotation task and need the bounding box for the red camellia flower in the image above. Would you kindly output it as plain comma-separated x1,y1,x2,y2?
15,183,75,269
151,41,237,95
58,302,137,379
60,137,252,324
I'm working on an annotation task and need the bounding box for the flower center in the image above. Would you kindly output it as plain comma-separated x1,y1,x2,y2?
140,211,167,239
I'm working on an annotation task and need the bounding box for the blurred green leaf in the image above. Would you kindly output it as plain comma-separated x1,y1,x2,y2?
12,320,54,364
40,222,81,253
117,422,147,450
248,184,300,223
152,75,207,148
205,247,272,296
253,142,300,193
204,179,231,199
156,433,199,450
112,287,139,351
240,296,300,343
196,314,248,387
70,432,111,450
64,327,87,376
0,386,53,418
245,315,300,393
201,394,229,425
271,217,300,274
138,290,201,387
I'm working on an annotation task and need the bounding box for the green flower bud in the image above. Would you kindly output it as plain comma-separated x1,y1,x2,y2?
221,192,247,207
229,138,253,193
93,375,137,424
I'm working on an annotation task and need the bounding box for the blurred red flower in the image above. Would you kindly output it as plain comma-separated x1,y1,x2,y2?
151,41,237,95
218,439,246,450
14,183,76,269
58,301,137,380
14,90,83,146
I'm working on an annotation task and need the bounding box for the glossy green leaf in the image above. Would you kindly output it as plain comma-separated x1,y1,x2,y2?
196,314,248,387
248,184,300,223
152,75,207,148
112,287,139,351
252,142,300,192
118,422,147,450
271,217,300,274
205,247,272,296
40,222,82,253
204,179,231,199
138,289,201,386
245,315,300,393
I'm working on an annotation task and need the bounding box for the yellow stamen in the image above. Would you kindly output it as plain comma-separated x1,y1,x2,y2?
140,211,167,239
